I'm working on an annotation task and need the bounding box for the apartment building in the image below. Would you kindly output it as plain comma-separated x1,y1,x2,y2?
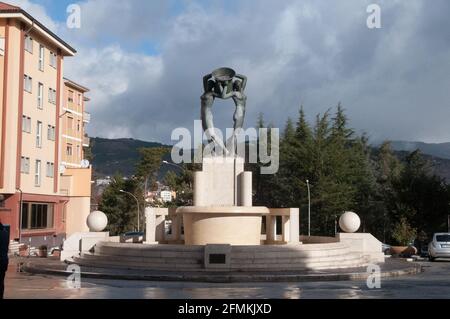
0,2,91,246
61,78,90,168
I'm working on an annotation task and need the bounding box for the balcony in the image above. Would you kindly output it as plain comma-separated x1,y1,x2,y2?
83,112,90,123
82,136,90,147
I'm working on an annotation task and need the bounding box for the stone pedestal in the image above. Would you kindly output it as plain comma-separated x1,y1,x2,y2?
336,232,385,263
178,156,268,245
61,231,109,262
144,207,169,244
193,156,249,206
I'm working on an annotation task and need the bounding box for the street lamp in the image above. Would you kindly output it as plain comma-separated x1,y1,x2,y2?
119,190,140,232
162,160,185,171
306,179,311,237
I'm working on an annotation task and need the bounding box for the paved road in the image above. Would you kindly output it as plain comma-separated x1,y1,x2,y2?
3,259,450,299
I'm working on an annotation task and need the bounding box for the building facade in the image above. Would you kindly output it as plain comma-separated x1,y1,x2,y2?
0,2,91,246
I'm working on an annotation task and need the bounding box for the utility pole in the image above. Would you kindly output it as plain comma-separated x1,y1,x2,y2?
306,179,311,237
120,190,140,232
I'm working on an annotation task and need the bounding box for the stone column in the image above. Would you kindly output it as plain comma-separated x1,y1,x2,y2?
171,214,181,242
282,215,290,243
155,215,166,242
289,208,300,244
193,171,206,206
238,171,252,207
144,207,157,244
266,215,277,243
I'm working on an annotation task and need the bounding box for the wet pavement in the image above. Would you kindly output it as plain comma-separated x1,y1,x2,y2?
4,259,450,299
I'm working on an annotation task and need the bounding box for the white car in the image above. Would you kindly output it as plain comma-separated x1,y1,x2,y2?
428,233,450,261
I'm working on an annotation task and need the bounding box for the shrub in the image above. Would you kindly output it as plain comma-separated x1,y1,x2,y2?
392,217,417,246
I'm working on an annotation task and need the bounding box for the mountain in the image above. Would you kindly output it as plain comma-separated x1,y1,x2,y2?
90,137,171,178
393,150,450,182
89,137,450,182
381,141,450,160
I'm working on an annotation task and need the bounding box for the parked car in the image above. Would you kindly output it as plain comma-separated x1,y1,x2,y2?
420,244,429,257
428,233,450,261
382,243,391,255
123,231,145,237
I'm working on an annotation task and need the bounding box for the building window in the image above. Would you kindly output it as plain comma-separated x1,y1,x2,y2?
66,144,73,156
39,44,44,71
21,157,30,174
48,88,56,104
22,116,31,133
25,35,33,53
77,120,81,132
68,116,73,132
46,162,54,178
49,51,57,68
0,37,5,56
37,83,43,109
77,145,80,158
78,93,82,106
21,202,54,230
68,90,74,103
24,75,32,93
36,121,43,148
47,125,55,141
35,160,41,186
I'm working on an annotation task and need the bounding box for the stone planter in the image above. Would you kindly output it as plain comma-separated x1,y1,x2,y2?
390,245,417,257
38,247,48,258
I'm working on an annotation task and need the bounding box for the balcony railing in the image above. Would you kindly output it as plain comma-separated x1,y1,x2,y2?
83,136,90,147
83,112,90,123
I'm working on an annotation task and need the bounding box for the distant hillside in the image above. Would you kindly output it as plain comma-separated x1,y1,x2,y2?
393,151,450,182
90,137,171,178
384,141,450,160
89,137,450,182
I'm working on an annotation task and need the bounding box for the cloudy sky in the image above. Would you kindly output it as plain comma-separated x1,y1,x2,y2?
9,0,450,144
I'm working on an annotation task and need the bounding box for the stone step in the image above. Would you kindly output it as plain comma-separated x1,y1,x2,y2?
81,253,202,265
96,244,352,259
230,254,364,265
74,257,203,270
76,251,367,272
86,251,363,266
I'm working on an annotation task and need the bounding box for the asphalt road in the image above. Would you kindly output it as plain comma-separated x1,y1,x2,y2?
4,259,450,299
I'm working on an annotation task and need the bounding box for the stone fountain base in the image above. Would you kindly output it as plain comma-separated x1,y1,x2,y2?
177,206,269,245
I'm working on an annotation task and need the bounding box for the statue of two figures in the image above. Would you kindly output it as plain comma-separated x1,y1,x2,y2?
201,67,247,156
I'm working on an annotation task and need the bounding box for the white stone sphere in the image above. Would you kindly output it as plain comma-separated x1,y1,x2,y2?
86,211,108,232
339,211,361,233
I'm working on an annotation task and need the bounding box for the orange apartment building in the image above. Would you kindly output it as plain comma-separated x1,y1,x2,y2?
0,2,92,247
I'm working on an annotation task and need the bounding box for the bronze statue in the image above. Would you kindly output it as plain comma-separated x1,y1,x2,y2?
201,67,247,154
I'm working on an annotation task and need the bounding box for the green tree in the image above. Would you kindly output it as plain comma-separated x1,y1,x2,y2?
98,175,143,235
135,147,170,194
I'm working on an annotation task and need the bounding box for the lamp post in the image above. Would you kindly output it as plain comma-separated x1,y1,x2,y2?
162,160,185,171
120,190,140,232
306,179,311,237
